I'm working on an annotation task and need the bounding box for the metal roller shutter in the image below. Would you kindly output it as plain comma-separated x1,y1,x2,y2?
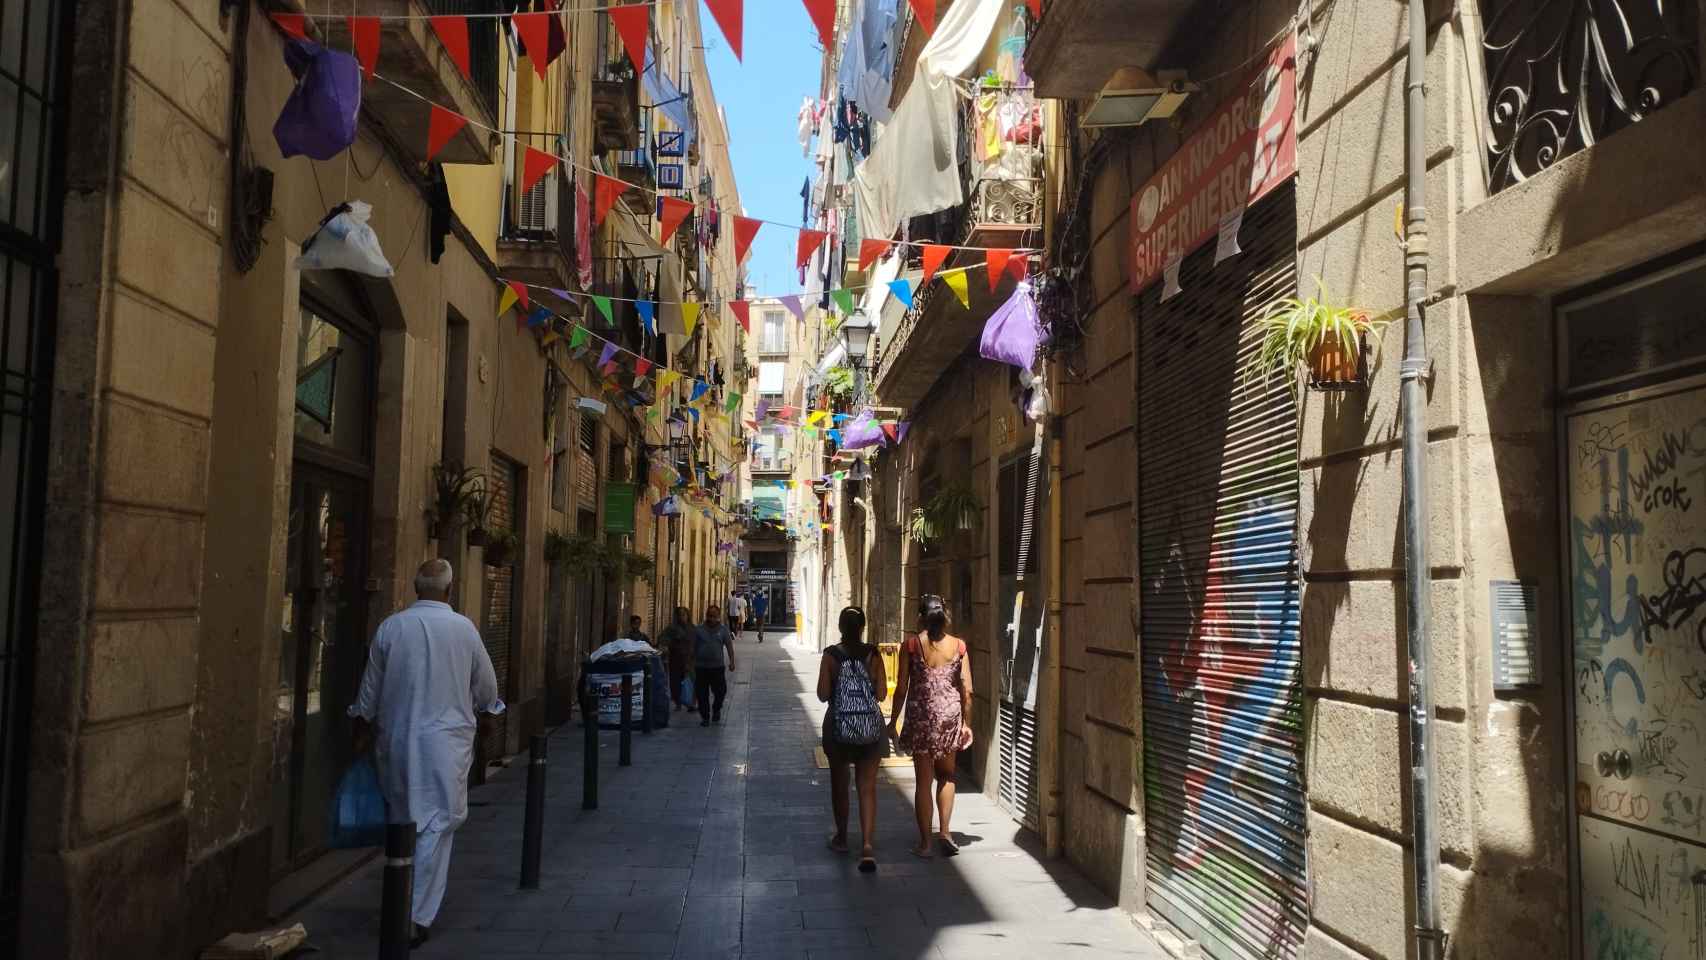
481,451,519,762
1136,184,1307,959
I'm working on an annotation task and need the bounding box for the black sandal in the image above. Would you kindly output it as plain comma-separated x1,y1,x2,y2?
938,836,960,857
858,856,877,874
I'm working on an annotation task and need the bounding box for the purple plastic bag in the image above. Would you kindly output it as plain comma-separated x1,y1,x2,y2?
840,414,885,450
273,40,362,161
979,280,1044,370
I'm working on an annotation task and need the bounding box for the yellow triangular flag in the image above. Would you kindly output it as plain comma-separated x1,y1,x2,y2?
682,302,702,336
498,285,519,317
658,370,681,391
808,410,829,427
541,331,561,347
945,269,971,308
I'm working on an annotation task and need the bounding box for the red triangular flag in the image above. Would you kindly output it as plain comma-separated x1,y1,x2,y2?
508,280,531,312
1007,253,1030,283
882,422,899,441
271,13,308,41
513,12,551,80
920,244,951,285
545,0,567,65
521,146,557,197
658,197,694,244
986,248,1013,292
907,0,936,34
635,358,653,377
1025,0,1041,16
609,5,650,77
430,16,472,81
730,300,751,333
347,17,381,79
426,106,468,161
858,239,893,272
732,216,762,263
802,0,835,49
705,0,743,60
594,174,630,226
797,229,829,269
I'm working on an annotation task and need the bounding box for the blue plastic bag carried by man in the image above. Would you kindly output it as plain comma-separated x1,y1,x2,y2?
328,754,388,849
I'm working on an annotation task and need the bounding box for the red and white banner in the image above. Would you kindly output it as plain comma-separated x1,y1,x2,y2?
1129,33,1297,293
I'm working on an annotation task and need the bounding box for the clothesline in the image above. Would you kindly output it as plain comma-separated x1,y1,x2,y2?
291,2,663,21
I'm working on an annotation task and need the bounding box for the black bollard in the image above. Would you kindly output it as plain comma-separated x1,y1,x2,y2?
519,734,547,889
580,676,598,811
379,821,415,960
641,660,654,735
619,674,633,767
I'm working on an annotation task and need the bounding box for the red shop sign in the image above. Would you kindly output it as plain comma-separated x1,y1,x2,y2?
1129,33,1298,293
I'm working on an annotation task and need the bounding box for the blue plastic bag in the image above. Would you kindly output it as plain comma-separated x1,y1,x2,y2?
273,40,362,161
328,755,388,849
681,674,695,707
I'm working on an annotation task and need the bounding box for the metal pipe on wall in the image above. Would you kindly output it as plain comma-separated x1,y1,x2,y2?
1043,372,1064,858
1400,0,1443,954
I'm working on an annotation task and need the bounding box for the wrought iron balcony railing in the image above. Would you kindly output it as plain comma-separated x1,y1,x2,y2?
425,0,500,120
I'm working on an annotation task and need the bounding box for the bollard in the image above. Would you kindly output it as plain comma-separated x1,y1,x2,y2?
379,821,416,960
580,673,598,811
519,734,547,889
641,659,654,735
619,674,633,767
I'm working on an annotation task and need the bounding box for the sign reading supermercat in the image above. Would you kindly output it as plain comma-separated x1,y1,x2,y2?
1129,33,1298,293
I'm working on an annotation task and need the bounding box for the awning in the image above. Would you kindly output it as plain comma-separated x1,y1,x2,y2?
643,44,696,146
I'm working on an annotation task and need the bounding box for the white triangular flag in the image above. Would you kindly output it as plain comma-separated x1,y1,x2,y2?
1214,209,1244,265
1161,255,1183,302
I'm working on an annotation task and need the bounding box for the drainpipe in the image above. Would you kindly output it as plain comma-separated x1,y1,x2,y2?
1400,0,1442,955
1043,369,1064,858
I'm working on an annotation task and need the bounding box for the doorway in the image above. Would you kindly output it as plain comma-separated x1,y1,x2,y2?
997,450,1046,830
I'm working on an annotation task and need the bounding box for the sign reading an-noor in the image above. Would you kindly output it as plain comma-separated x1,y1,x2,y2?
1129,33,1298,293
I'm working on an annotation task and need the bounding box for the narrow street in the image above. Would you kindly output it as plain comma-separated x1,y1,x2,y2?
290,632,1164,959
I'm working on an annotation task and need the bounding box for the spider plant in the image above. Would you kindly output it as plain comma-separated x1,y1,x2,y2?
1248,280,1388,394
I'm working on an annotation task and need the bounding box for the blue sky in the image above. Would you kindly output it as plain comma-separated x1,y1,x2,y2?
701,1,823,297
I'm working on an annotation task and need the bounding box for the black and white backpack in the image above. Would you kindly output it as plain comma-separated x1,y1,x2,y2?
830,647,883,746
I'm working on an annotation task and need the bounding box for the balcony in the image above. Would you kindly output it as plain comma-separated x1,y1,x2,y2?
590,255,662,359
1026,0,1193,99
593,60,642,153
496,131,573,287
320,0,498,163
616,143,657,217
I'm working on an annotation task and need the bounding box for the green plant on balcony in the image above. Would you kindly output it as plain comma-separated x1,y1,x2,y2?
482,528,518,567
429,460,485,541
823,364,856,400
462,487,492,546
907,484,983,545
614,550,656,584
548,532,612,579
1248,279,1388,394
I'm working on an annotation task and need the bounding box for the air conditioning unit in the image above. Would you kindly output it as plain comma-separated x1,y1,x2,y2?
516,169,558,233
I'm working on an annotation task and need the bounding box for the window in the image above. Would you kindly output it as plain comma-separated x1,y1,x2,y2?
608,441,626,482
579,411,597,454
760,312,787,354
758,361,785,394
294,303,372,461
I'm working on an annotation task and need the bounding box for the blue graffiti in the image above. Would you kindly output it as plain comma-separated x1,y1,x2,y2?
1574,447,1648,660
1604,658,1648,736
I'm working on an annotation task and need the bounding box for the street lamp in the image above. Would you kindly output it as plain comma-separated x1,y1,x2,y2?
840,309,874,369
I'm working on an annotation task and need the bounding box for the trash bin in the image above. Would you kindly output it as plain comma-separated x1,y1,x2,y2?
584,652,669,729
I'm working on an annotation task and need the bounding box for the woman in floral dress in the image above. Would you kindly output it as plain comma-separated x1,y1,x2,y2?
887,595,974,858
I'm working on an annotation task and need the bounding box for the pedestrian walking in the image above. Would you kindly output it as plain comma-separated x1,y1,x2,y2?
694,604,738,726
887,595,972,859
727,591,747,639
627,614,652,648
349,559,504,947
818,606,887,873
752,591,770,643
659,606,695,710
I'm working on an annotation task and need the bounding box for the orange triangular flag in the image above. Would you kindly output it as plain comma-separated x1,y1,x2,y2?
426,106,468,161
907,0,936,34
609,5,650,77
858,239,893,272
1007,253,1030,283
594,174,630,226
986,248,1013,292
521,146,557,196
797,229,829,269
802,0,835,49
513,12,551,80
348,17,381,79
921,244,951,285
1025,0,1041,15
430,16,472,81
732,216,762,263
271,13,308,40
705,0,743,60
730,300,751,333
658,197,694,244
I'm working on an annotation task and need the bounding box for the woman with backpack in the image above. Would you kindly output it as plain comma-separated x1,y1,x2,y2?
887,595,973,859
817,606,888,873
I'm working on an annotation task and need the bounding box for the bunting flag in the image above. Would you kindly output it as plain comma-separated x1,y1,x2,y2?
690,380,710,402
831,288,855,315
658,196,694,243
569,325,589,349
796,229,829,269
858,238,893,272
807,410,829,427
755,399,770,419
730,300,751,333
725,391,742,414
634,358,653,377
1025,0,1041,15
609,4,650,76
897,422,911,443
598,342,618,367
682,301,702,335
944,269,970,308
802,0,836,48
541,331,560,347
637,300,656,336
601,360,620,376
271,13,308,40
507,279,531,312
986,248,1013,291
521,146,557,196
513,12,551,79
882,422,899,441
705,0,743,59
348,17,381,79
526,305,551,328
732,216,761,263
498,284,519,317
907,0,937,34
1007,253,1029,283
658,370,681,392
594,174,628,226
780,295,804,321
430,16,472,81
590,295,614,326
920,244,951,285
888,278,915,309
423,105,465,162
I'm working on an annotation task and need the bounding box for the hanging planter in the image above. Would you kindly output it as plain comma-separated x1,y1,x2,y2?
482,529,518,567
429,460,485,541
1249,280,1387,394
908,484,984,545
466,526,490,547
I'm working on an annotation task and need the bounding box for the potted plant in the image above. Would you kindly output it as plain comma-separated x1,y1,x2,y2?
544,530,573,567
429,460,484,541
482,528,518,567
1249,280,1389,393
615,550,656,584
823,365,856,401
462,486,491,546
908,484,983,545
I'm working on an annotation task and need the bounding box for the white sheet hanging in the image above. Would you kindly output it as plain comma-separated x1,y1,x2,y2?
852,0,1005,241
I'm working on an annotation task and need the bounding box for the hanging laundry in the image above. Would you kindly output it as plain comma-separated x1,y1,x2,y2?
797,96,816,158
427,164,452,265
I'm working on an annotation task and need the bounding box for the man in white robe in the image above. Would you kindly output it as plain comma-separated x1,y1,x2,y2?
350,559,503,947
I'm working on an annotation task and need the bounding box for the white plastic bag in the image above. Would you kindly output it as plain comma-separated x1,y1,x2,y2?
296,201,394,277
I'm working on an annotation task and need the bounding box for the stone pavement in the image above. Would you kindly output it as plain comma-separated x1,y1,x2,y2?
289,632,1167,959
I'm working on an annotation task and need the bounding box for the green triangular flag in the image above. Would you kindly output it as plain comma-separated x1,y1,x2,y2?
591,295,615,327
725,391,742,414
569,325,588,349
832,288,855,315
